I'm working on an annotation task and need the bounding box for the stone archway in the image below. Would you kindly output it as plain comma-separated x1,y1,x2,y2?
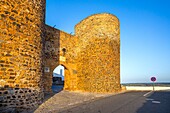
59,63,77,91
63,68,71,90
43,62,75,92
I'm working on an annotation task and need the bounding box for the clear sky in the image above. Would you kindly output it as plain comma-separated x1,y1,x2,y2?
46,0,170,83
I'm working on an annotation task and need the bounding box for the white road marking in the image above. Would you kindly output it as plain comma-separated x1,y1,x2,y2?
146,98,154,101
143,91,153,97
152,101,161,104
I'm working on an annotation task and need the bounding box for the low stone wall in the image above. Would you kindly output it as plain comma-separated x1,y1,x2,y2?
125,86,170,91
0,88,43,112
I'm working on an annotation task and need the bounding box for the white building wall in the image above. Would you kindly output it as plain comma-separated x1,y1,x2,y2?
125,86,170,91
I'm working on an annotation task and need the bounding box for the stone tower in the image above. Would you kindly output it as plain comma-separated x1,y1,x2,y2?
42,13,121,93
0,0,121,111
0,0,45,111
75,13,120,92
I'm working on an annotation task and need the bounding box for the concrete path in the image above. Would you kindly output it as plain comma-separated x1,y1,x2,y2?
34,90,115,113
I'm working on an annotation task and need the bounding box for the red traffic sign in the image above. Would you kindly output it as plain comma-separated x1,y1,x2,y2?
151,77,156,82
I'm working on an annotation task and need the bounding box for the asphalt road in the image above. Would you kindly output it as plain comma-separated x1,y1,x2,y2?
59,91,170,113
51,85,64,93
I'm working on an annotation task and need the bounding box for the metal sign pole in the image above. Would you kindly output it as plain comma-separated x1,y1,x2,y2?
151,76,156,91
152,81,154,91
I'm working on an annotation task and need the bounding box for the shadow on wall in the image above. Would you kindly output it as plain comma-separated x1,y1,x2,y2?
43,25,61,92
136,91,170,113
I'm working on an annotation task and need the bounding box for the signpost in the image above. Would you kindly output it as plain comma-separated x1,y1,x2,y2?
151,77,156,91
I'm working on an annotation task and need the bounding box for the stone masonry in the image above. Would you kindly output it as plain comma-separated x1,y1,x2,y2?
43,14,120,93
75,14,120,92
0,0,120,112
0,0,45,112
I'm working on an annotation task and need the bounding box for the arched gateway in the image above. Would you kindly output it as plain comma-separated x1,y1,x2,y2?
43,13,120,93
0,0,120,111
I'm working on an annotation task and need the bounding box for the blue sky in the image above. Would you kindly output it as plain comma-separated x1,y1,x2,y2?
46,0,170,83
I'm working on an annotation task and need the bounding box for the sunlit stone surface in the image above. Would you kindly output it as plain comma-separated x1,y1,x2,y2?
0,0,120,111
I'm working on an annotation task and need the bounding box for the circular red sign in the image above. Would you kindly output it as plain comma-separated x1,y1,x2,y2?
151,77,156,82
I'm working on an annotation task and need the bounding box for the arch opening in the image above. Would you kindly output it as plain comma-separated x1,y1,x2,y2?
51,65,65,93
51,64,73,92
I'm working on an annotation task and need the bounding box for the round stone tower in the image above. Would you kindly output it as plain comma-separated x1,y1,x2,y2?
75,13,121,93
0,0,45,111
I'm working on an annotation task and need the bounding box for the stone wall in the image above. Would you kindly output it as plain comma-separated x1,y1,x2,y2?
43,25,78,92
43,25,60,92
0,88,43,112
0,0,121,111
43,13,121,93
0,0,45,111
75,13,121,93
59,30,79,91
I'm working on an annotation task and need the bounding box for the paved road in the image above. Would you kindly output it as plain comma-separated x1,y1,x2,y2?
51,85,64,93
59,91,170,113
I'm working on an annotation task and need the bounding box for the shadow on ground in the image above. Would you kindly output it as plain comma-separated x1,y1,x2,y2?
43,85,64,102
24,85,64,113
